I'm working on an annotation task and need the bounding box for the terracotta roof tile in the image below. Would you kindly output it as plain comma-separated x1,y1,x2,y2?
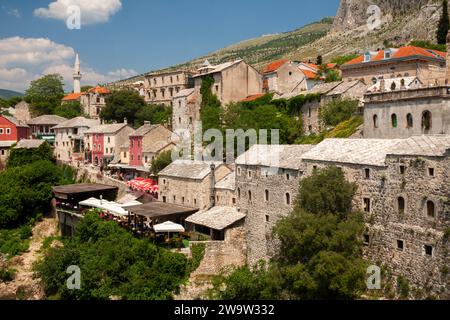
241,94,265,102
62,93,82,101
88,86,110,94
263,59,289,73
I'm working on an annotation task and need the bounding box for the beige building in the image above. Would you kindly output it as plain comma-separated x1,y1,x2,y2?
172,88,198,135
341,46,447,85
144,70,195,106
80,86,111,119
8,101,32,122
52,117,98,163
263,60,320,95
193,59,263,107
84,122,134,167
158,160,232,211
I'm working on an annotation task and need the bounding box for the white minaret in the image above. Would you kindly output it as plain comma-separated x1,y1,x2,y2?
73,53,82,93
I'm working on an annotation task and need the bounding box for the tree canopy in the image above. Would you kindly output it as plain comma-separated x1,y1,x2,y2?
25,74,65,116
437,0,450,45
319,99,359,127
100,90,147,126
54,101,82,119
210,166,367,300
34,212,191,300
150,150,173,176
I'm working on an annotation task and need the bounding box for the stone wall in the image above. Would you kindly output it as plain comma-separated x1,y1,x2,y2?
76,167,128,199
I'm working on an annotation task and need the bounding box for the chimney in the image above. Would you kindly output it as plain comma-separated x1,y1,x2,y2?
209,164,216,208
124,118,128,125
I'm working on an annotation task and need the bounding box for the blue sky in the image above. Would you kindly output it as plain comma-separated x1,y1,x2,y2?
0,0,340,91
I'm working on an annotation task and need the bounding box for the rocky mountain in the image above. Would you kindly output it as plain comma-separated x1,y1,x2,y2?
112,0,447,86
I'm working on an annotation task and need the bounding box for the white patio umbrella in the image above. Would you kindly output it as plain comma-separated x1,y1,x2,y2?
153,221,185,233
79,198,129,217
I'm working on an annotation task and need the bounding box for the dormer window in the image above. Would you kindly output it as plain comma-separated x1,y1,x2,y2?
384,49,392,59
364,52,371,62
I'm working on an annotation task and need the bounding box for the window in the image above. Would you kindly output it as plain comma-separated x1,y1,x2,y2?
373,115,378,128
215,85,219,92
371,77,377,84
138,155,141,161
145,156,148,163
1,150,4,155
162,196,166,203
124,152,127,158
107,137,111,143
398,197,405,214
286,193,291,205
163,179,166,185
265,214,270,223
364,168,370,179
391,114,398,128
422,111,432,131
178,100,181,108
173,195,176,202
237,188,241,199
179,117,181,124
364,52,371,62
424,245,433,257
286,173,290,181
0,128,3,134
363,198,371,213
248,190,252,201
131,155,134,161
189,117,193,125
265,189,269,202
428,168,435,177
384,49,392,59
289,71,292,76
308,108,311,118
400,165,406,175
248,171,252,178
397,240,404,251
406,114,413,128
363,234,370,245
194,198,197,205
182,197,185,204
426,200,435,218
6,128,11,134
237,167,241,176
232,198,236,205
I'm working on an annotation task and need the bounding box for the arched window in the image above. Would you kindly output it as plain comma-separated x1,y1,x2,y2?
371,77,377,84
265,189,269,202
398,197,405,214
422,111,432,131
286,193,291,205
426,200,435,217
391,114,398,128
373,115,378,128
237,188,241,199
400,79,405,87
390,82,397,91
406,114,413,128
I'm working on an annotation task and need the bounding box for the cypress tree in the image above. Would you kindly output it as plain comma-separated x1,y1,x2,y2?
437,0,450,44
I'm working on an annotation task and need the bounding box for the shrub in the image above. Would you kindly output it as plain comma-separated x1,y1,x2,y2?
320,99,359,127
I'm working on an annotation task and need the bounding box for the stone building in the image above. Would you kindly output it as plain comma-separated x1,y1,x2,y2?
52,117,98,163
193,59,263,107
278,80,367,135
0,115,30,163
144,70,195,106
158,160,232,211
27,115,67,146
84,122,134,167
80,86,111,119
262,60,320,95
363,86,450,139
215,171,236,207
235,144,314,265
172,88,197,135
300,136,450,298
341,46,446,85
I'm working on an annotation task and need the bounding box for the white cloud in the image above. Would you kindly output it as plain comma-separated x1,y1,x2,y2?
0,36,137,92
7,9,21,18
34,0,122,26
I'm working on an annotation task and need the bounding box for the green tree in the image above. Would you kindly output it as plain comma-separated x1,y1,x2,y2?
319,99,358,127
81,85,94,92
135,104,172,127
409,40,446,52
34,212,190,300
200,76,222,133
25,74,65,116
331,54,359,66
100,90,147,127
53,101,82,119
437,0,450,44
317,65,341,83
7,142,54,168
150,150,173,176
316,55,323,65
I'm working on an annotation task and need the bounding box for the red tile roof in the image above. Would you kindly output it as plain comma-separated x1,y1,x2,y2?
344,46,446,66
88,86,110,94
62,93,82,101
301,69,318,80
303,63,319,71
241,94,265,102
263,59,289,73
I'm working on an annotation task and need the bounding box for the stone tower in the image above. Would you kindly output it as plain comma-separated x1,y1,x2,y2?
73,53,82,93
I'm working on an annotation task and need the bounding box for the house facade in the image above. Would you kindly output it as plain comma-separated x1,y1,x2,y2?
52,117,98,163
144,70,195,106
84,122,134,167
341,46,447,85
27,115,67,146
80,86,111,119
0,115,30,163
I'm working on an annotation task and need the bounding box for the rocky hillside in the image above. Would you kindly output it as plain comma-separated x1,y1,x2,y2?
112,0,447,86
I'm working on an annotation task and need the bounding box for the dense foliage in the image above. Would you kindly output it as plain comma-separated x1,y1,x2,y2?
100,90,170,128
25,74,65,116
316,65,341,83
409,40,446,52
54,101,82,119
150,150,173,176
437,0,450,45
34,213,191,300
331,54,360,66
0,145,74,228
319,99,359,127
200,76,222,133
211,167,367,300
